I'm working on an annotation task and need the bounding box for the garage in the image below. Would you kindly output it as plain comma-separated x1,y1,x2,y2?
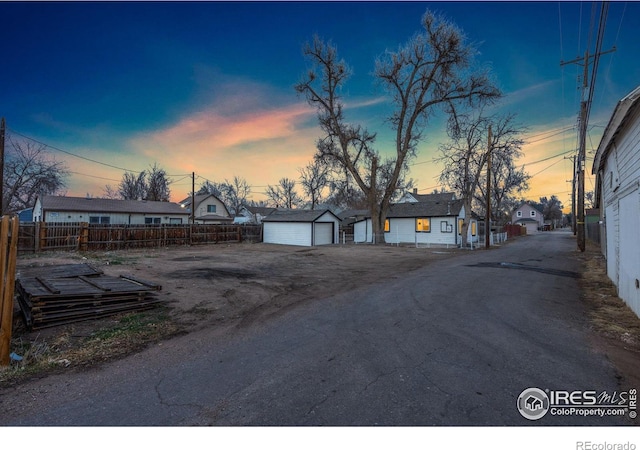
262,209,340,247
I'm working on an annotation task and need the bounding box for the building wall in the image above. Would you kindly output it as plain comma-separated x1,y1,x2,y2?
601,103,640,317
37,210,187,224
195,196,229,219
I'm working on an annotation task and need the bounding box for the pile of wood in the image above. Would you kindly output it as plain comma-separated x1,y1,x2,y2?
16,263,164,330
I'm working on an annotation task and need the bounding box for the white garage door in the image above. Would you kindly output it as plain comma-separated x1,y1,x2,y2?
313,222,333,246
263,222,311,246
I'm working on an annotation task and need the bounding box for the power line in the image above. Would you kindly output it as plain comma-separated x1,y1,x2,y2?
7,128,142,173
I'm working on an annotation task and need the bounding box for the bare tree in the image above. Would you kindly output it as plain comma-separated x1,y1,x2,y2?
439,112,525,246
3,138,68,213
146,163,171,201
118,171,148,200
224,176,252,215
265,177,302,209
296,10,500,242
475,154,530,224
299,159,329,209
101,184,120,199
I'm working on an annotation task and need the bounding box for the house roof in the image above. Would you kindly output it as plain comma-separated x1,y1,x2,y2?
262,209,339,223
592,84,640,176
408,192,456,203
514,201,544,214
244,205,278,216
385,199,463,218
38,196,188,215
338,209,369,220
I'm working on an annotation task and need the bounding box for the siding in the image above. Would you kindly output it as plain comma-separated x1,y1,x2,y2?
601,100,640,317
41,211,186,225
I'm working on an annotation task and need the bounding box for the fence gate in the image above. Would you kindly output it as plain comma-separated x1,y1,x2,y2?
0,215,19,366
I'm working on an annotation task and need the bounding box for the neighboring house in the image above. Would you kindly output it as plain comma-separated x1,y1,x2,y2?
592,84,640,318
238,205,278,224
33,196,190,224
354,199,478,246
178,194,233,224
397,189,457,204
511,202,544,234
262,209,341,247
17,207,34,222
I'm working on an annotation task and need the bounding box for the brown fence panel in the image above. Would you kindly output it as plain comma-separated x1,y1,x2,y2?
18,222,263,252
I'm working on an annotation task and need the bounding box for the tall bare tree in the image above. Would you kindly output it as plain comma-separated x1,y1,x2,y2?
299,159,329,210
146,163,171,201
439,112,525,246
224,176,252,215
118,171,148,200
266,177,302,209
3,138,68,213
296,10,500,242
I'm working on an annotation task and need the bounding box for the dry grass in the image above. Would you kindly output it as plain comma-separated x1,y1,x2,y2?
579,242,640,349
1,308,182,385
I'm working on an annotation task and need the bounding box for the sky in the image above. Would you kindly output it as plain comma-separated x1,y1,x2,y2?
1,1,639,212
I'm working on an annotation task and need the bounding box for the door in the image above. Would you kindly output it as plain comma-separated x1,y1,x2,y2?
313,222,333,246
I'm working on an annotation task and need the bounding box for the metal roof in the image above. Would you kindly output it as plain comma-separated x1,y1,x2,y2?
385,199,463,218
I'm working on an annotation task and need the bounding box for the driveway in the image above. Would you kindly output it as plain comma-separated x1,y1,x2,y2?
0,231,633,425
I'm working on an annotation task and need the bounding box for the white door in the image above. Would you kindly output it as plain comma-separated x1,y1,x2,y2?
313,222,333,245
264,222,312,246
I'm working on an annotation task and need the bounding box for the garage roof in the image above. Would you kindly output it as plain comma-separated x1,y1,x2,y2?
262,209,340,223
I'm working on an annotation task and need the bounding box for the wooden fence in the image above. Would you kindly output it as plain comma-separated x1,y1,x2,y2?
17,222,262,253
1,215,19,366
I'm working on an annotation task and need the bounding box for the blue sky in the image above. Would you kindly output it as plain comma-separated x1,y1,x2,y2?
1,1,638,207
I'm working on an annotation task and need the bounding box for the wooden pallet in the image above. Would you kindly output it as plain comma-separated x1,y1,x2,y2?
15,264,164,330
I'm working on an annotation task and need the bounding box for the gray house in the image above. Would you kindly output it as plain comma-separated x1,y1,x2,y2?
33,196,190,224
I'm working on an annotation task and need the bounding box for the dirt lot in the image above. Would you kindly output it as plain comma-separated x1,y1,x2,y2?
3,239,640,388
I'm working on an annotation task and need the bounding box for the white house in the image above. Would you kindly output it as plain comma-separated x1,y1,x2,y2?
354,199,478,246
511,202,544,234
178,194,233,224
262,209,341,246
592,84,640,318
33,196,190,224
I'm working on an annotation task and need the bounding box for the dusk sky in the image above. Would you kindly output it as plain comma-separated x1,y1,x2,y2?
2,1,639,210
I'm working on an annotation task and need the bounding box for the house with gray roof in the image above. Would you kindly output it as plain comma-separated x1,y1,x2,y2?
262,209,341,246
33,195,190,224
354,199,478,246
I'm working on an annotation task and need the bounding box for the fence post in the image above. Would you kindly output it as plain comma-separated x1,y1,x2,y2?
79,222,89,252
0,216,19,366
39,221,47,251
237,226,242,243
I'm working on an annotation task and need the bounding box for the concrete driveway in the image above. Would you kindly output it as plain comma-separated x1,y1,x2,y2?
0,231,633,426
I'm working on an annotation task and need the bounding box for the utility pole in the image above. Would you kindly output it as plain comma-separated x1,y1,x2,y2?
191,172,195,225
560,44,615,252
0,117,5,216
565,154,577,235
485,125,492,249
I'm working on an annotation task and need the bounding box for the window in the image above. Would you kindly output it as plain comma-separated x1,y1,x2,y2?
89,216,110,224
384,219,390,232
516,211,522,218
416,218,430,232
207,205,217,213
530,210,536,217
458,218,464,235
145,217,161,224
440,221,453,233
471,221,477,236
169,218,183,224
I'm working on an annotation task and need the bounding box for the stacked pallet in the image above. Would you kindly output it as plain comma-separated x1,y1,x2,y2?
16,264,164,329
